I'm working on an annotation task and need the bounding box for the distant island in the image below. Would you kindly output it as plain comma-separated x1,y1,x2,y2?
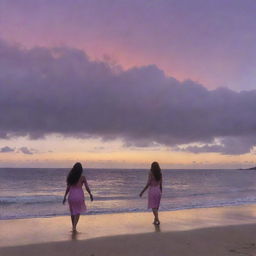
239,166,256,170
247,166,256,170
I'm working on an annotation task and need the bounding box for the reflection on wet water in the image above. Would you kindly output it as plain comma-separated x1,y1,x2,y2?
70,230,79,241
2,205,256,247
154,224,161,232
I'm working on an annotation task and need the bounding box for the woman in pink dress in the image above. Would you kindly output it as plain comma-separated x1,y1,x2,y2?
140,162,162,225
63,162,93,232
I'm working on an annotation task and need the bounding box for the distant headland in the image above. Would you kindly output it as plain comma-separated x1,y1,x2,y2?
239,166,256,170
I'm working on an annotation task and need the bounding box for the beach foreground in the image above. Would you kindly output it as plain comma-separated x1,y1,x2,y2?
1,224,256,256
1,205,256,255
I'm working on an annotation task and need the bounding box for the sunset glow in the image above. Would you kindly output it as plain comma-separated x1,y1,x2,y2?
1,0,256,168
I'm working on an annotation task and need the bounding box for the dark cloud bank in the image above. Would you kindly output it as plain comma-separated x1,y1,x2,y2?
0,146,14,153
0,40,256,155
0,146,33,154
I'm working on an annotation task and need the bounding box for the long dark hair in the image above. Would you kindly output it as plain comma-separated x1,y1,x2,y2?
67,162,83,186
151,161,162,181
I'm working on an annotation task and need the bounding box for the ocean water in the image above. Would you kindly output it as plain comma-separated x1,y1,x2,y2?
1,168,256,220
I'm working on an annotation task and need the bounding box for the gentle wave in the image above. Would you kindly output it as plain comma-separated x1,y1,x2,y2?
0,195,138,205
2,168,256,220
2,200,256,220
0,195,62,205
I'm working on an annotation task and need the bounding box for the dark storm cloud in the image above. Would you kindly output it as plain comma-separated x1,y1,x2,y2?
0,40,256,154
0,146,15,153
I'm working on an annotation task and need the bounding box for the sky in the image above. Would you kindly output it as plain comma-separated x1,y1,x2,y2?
0,0,256,168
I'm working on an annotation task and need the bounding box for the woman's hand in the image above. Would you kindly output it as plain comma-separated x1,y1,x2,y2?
90,194,93,202
62,198,66,205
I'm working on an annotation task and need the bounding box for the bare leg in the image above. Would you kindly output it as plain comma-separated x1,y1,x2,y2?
73,214,80,231
71,215,75,231
152,208,160,225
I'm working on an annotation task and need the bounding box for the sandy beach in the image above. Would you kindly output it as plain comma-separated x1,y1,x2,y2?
1,205,256,255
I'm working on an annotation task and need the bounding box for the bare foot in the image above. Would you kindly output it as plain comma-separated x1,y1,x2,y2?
154,220,160,225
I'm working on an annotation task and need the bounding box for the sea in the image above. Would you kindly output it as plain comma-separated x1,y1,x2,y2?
1,168,256,220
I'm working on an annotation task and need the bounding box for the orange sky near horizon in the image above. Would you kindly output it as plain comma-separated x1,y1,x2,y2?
0,136,255,169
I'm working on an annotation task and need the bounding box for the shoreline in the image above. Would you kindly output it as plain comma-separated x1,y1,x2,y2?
1,204,256,248
2,202,256,221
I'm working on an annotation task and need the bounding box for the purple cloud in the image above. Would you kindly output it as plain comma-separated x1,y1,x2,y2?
19,147,33,155
1,0,256,90
0,39,256,154
0,146,15,153
176,137,256,155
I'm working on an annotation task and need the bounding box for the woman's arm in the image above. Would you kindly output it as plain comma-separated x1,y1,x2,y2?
62,185,70,204
139,173,151,197
160,178,163,193
84,177,93,202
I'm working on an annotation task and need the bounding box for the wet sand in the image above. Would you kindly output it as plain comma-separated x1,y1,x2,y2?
1,205,256,255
